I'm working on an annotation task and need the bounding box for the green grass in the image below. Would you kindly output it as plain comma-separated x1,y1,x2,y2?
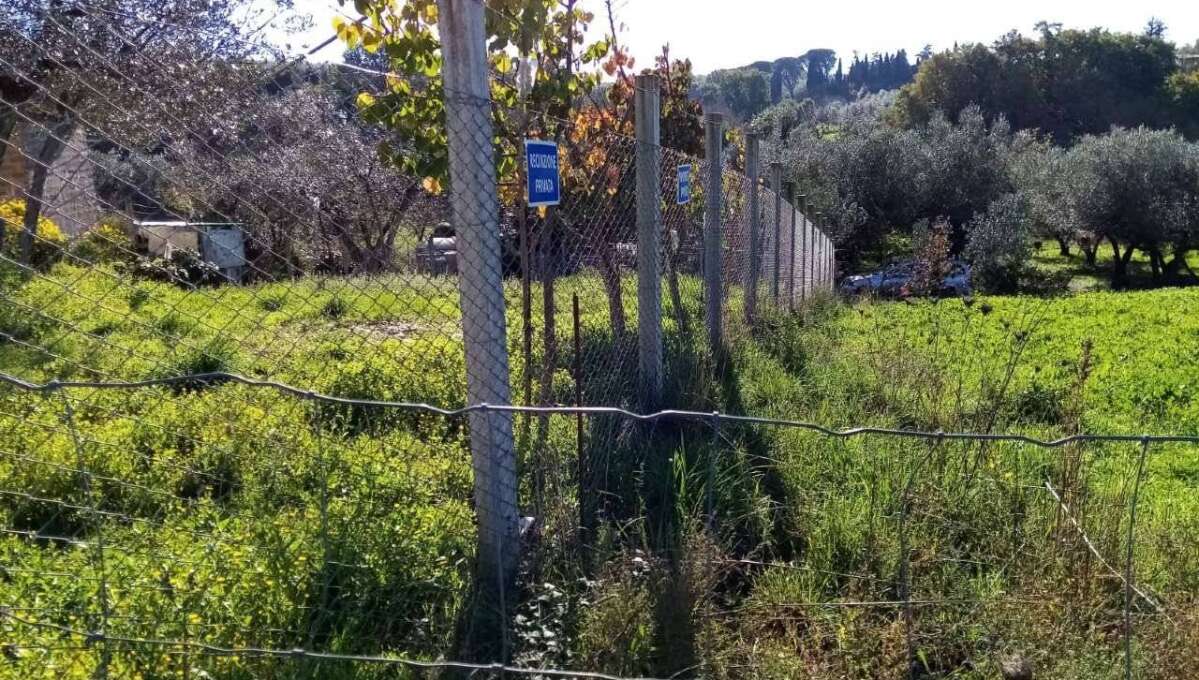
4,255,1199,678
0,261,698,678
1029,239,1199,293
689,280,1199,678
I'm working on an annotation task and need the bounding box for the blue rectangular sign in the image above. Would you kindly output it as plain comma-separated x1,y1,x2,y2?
676,164,692,205
524,139,561,207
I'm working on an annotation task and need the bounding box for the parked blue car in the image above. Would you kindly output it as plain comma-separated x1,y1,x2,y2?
839,261,972,298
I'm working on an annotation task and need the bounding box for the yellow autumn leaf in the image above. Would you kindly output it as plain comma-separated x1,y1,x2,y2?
334,16,362,47
356,92,376,109
422,177,443,195
495,52,512,74
423,3,438,22
537,206,548,218
362,28,382,53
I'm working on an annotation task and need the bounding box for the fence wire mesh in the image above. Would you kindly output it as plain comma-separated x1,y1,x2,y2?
0,2,1185,679
0,373,1190,678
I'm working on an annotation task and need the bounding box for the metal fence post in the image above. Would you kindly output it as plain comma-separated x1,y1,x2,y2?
703,113,724,355
1124,439,1150,680
436,0,519,625
635,74,663,409
770,163,783,304
744,133,761,325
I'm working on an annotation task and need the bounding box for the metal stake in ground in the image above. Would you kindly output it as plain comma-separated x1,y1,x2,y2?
1124,439,1150,680
574,293,594,553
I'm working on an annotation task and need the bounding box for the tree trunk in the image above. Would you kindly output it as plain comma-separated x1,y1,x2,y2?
1148,246,1163,281
1109,238,1124,287
1164,245,1193,280
597,242,627,341
20,114,75,266
1055,235,1071,257
1081,241,1098,267
0,107,16,170
1109,238,1136,289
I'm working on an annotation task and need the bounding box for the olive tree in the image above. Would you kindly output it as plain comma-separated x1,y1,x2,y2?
1066,127,1199,286
0,0,280,264
965,193,1033,292
169,85,439,275
1009,138,1085,258
775,104,1015,265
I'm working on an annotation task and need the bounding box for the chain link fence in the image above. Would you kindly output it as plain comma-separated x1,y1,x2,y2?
0,1,1186,678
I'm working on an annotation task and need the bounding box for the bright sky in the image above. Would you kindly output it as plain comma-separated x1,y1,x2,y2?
286,0,1199,73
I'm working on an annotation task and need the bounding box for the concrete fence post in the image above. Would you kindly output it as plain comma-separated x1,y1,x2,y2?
825,235,832,288
821,231,828,289
634,74,662,409
703,113,724,355
744,133,761,325
815,212,824,292
830,241,836,290
785,182,797,312
798,194,808,304
436,0,519,637
770,163,783,304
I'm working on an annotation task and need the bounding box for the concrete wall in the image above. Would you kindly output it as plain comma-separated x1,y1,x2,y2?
0,123,100,235
0,132,26,202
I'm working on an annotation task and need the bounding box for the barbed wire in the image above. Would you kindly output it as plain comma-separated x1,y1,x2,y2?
0,609,668,680
0,370,1194,447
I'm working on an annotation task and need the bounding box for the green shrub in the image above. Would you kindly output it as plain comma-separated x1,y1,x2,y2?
315,340,465,436
321,296,349,319
0,198,67,269
134,248,223,286
159,338,237,392
70,214,137,264
258,293,286,311
0,297,47,343
127,285,152,309
966,194,1034,293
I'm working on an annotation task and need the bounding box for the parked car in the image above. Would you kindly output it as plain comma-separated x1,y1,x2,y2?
839,260,972,298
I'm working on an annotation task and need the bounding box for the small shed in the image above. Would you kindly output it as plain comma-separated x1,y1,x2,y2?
135,221,247,283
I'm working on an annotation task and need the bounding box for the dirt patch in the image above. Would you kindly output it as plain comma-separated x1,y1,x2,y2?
349,321,426,341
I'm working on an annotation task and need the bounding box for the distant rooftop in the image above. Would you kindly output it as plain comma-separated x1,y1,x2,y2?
134,221,241,227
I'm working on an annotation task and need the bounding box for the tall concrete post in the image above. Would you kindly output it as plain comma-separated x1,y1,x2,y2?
437,0,519,632
703,113,724,355
785,182,797,311
634,74,662,409
798,194,808,304
744,133,761,325
770,163,783,304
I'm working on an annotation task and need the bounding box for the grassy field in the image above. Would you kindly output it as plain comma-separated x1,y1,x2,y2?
2,253,1199,678
708,287,1199,677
